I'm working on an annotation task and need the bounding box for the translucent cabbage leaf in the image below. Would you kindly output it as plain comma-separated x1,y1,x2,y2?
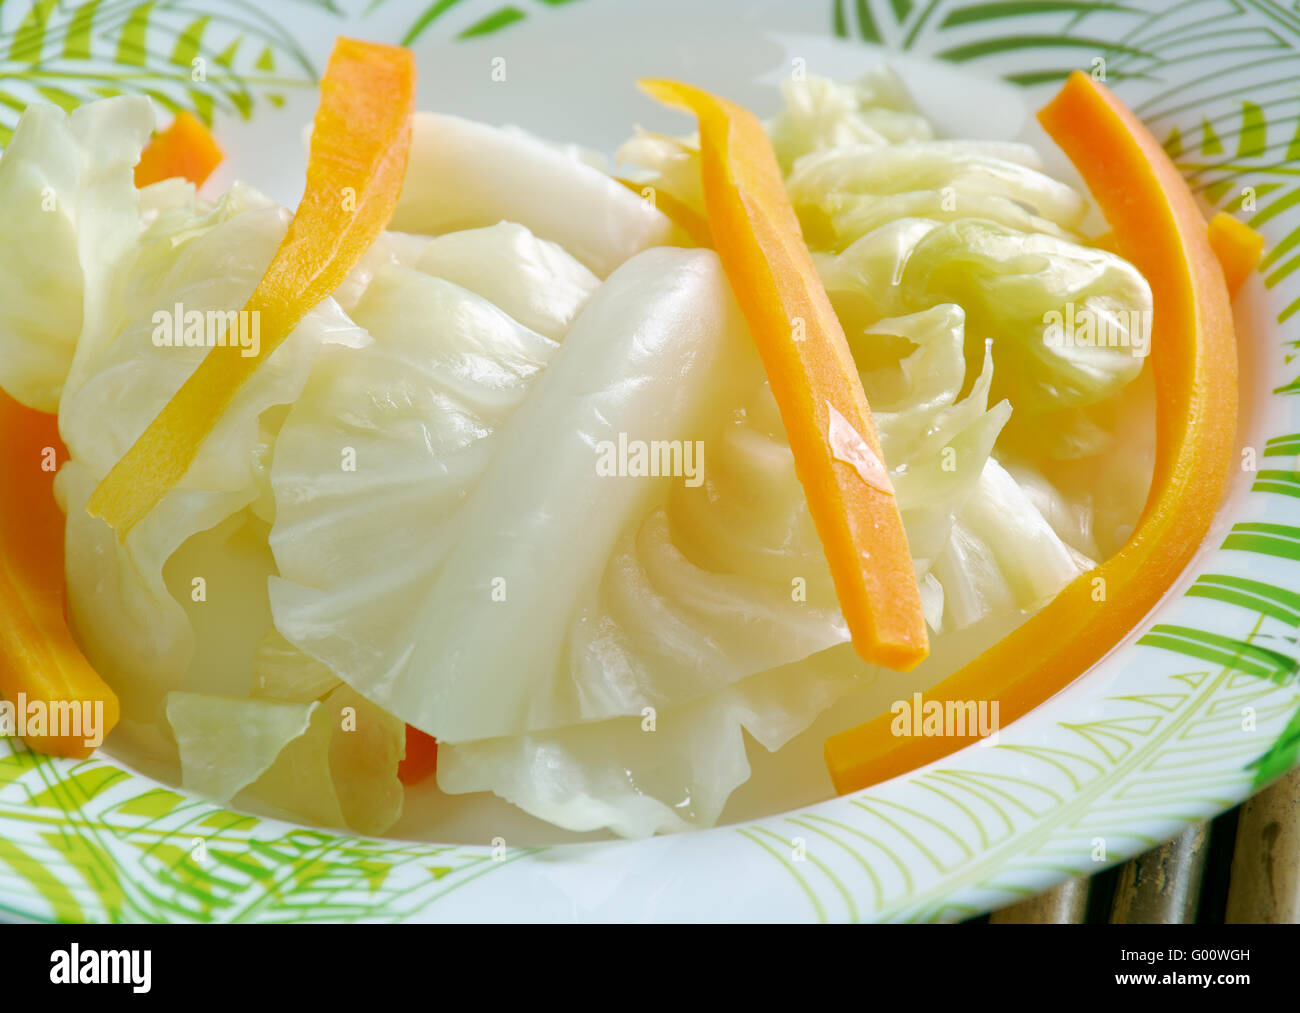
391,113,675,276
166,691,318,803
0,98,152,412
440,646,861,837
414,223,600,340
168,642,405,834
333,229,431,315
932,458,1092,630
616,128,704,217
248,674,406,837
253,630,343,702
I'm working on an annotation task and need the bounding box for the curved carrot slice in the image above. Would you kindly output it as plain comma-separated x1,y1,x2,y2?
615,177,714,248
0,394,119,757
825,70,1238,792
134,111,223,189
87,38,416,536
1104,215,1259,295
1207,211,1264,297
641,79,928,671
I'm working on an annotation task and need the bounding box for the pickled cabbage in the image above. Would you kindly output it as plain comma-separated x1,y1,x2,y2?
0,67,1156,838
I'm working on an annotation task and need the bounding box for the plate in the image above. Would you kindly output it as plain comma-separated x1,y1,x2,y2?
1,0,1299,923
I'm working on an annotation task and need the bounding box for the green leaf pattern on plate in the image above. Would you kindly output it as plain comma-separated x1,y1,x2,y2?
0,0,325,144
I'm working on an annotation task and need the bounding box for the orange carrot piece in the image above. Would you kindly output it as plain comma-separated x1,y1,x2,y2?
87,39,416,536
641,79,928,672
397,725,438,786
134,111,224,188
1207,211,1264,297
0,394,120,757
615,177,714,248
825,71,1238,793
1096,214,1261,295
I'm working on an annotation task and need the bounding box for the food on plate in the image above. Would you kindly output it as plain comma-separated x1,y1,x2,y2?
826,70,1244,792
0,37,1255,838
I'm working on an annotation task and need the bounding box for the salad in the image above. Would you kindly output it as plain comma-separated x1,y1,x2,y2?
0,38,1253,840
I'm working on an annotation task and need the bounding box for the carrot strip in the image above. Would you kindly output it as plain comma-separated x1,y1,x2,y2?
134,111,224,189
825,71,1238,792
397,725,438,786
641,79,928,671
1096,214,1261,296
87,38,416,536
0,394,119,757
1207,211,1264,297
614,177,714,248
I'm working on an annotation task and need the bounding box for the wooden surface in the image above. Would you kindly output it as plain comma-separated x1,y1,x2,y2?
1226,767,1300,923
